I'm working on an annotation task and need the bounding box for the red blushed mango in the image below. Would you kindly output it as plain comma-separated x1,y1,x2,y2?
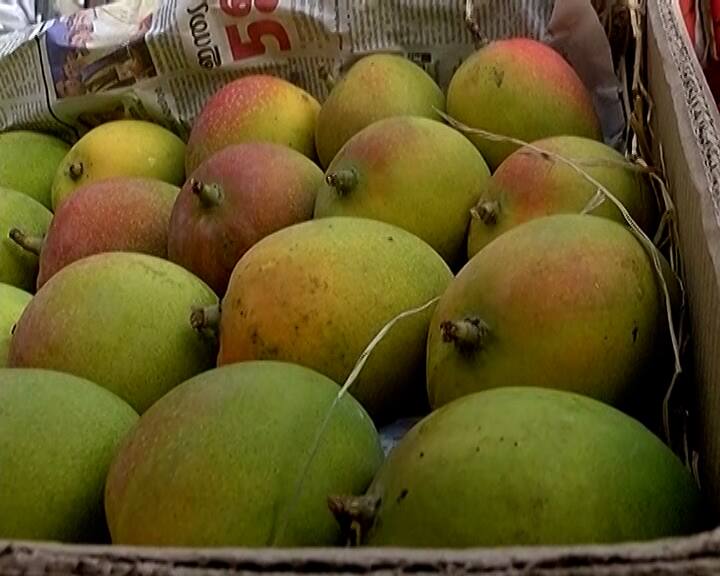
185,75,321,174
9,178,179,290
168,143,324,296
314,116,491,269
467,136,658,258
427,214,676,413
447,38,603,170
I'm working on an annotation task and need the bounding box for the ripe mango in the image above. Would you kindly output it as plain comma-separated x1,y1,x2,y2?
315,54,445,168
0,131,70,209
8,252,218,413
427,214,673,410
0,368,138,543
105,361,384,547
0,283,31,366
51,120,186,210
447,38,603,170
467,136,658,258
338,387,706,547
185,75,321,174
210,217,453,423
10,177,179,289
314,116,491,268
169,143,323,296
0,187,52,291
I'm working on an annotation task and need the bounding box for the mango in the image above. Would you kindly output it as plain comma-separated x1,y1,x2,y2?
8,252,218,413
467,136,658,258
0,131,70,209
0,283,31,366
315,54,445,168
335,387,706,547
10,177,179,290
447,37,603,170
206,217,453,423
51,120,186,210
314,116,491,268
185,75,321,175
0,368,138,542
169,143,323,296
427,214,673,411
105,361,384,547
0,187,53,291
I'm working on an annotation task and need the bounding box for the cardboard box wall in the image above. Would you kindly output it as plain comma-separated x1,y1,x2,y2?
5,0,720,573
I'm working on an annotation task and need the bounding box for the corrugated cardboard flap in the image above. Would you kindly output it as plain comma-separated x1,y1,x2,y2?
3,529,720,575
650,0,720,518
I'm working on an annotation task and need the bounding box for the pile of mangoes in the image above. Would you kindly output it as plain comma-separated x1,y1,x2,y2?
0,37,708,549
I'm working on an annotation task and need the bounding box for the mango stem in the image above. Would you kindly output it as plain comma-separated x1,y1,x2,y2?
440,318,491,354
471,200,501,226
68,161,84,181
327,494,381,547
326,169,359,196
190,179,224,207
191,303,221,340
8,228,44,256
319,64,337,93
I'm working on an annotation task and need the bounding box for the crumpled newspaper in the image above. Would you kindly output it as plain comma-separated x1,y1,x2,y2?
0,0,111,33
546,1,627,151
0,0,38,32
0,0,627,153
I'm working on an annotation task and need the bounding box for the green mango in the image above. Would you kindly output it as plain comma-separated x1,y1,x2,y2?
105,361,384,547
0,131,70,209
0,187,53,291
315,54,445,168
0,368,138,542
314,116,491,268
338,387,707,547
0,283,31,366
8,252,218,413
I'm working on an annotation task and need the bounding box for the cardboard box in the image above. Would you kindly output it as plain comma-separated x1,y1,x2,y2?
652,0,720,521
4,0,720,573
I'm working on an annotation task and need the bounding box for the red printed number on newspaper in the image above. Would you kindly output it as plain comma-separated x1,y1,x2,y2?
183,0,291,70
221,0,290,61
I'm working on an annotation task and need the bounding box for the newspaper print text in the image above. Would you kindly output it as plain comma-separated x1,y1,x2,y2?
187,0,221,68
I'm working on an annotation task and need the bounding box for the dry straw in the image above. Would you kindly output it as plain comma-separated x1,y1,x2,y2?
270,296,441,545
437,110,683,447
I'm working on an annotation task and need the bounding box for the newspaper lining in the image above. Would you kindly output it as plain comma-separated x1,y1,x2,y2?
0,0,624,147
